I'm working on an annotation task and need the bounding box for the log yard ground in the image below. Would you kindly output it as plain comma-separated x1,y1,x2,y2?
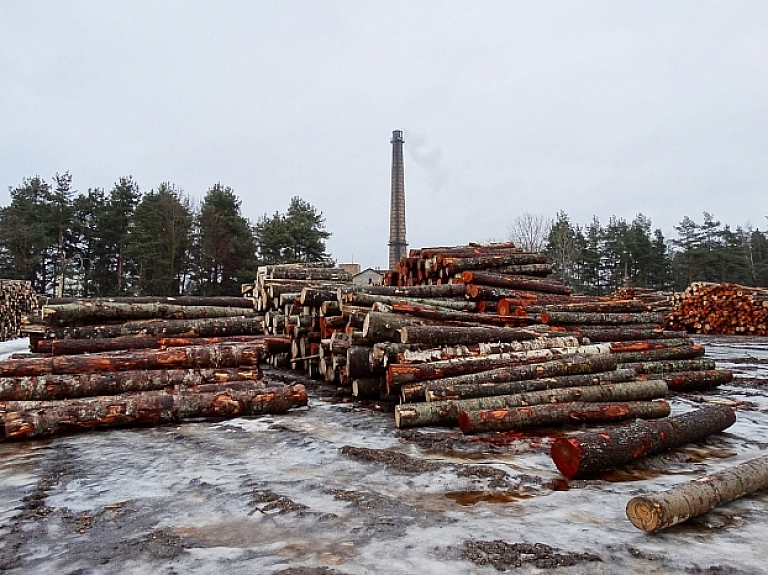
0,335,766,575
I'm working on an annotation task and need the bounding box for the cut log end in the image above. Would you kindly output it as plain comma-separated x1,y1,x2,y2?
625,496,664,532
457,410,470,434
551,437,584,479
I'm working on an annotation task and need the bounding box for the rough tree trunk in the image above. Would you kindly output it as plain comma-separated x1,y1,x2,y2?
42,302,258,325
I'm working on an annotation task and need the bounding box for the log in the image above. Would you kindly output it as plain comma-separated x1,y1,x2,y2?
299,287,338,307
415,354,620,400
458,400,671,434
610,344,705,364
626,454,768,532
47,335,289,356
339,284,467,299
541,311,665,325
37,316,265,341
550,404,737,478
0,368,261,401
417,367,637,402
462,271,572,295
362,312,443,342
42,302,259,325
400,325,547,346
38,295,256,308
395,336,582,364
352,377,385,399
345,292,477,312
347,345,377,379
445,252,548,274
1,383,308,441
389,303,521,326
0,343,262,377
395,380,669,428
617,358,716,374
648,369,733,391
517,300,649,315
608,338,691,353
387,346,611,389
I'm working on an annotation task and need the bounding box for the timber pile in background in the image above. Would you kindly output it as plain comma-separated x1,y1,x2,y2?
0,280,38,341
663,282,768,336
1,295,306,440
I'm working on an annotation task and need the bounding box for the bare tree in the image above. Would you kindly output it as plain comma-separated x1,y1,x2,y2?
508,213,552,252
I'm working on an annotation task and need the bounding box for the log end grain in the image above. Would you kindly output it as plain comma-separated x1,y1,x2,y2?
626,496,665,532
551,437,585,479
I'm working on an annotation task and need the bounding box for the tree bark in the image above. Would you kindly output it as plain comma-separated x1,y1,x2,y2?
40,296,256,308
362,312,445,342
626,454,768,532
395,336,582,364
445,252,548,274
418,367,636,402
617,358,716,374
299,287,339,307
516,300,649,315
347,345,377,378
352,377,385,398
35,316,265,342
608,338,691,353
462,271,572,295
46,335,289,356
0,367,262,401
389,303,522,326
399,325,549,346
541,311,665,325
344,292,477,312
458,400,670,434
550,404,737,478
340,284,467,298
566,325,684,342
610,344,705,364
395,379,669,428
1,383,308,441
0,343,262,377
647,369,733,391
42,302,259,325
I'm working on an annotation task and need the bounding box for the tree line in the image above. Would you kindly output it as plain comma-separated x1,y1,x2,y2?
533,211,768,295
0,173,331,297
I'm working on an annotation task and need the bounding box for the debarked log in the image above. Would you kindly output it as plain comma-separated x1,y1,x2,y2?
395,379,669,428
458,400,671,434
1,383,308,441
550,404,737,478
0,343,262,377
626,454,768,532
0,367,261,402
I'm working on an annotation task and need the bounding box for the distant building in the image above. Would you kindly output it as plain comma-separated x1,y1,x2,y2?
337,263,361,276
352,268,383,286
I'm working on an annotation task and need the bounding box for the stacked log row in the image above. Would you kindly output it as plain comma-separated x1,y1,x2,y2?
663,282,768,335
0,280,38,341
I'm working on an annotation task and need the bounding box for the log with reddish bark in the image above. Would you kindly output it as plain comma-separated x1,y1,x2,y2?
550,404,737,478
445,252,548,274
41,301,259,325
609,344,705,364
642,369,733,391
34,316,265,343
339,284,467,299
515,300,649,316
395,379,669,428
416,367,637,403
399,325,548,346
411,354,620,401
607,338,691,353
1,383,308,441
462,271,572,295
458,400,670,434
541,311,666,325
626,454,768,532
0,343,262,377
0,367,261,401
616,358,716,374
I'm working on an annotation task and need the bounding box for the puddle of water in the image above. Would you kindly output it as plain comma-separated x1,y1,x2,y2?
444,489,534,505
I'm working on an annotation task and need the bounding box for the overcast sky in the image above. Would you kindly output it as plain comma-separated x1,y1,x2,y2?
1,1,766,269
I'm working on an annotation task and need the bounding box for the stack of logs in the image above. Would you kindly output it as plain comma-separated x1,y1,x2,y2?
1,296,307,441
256,243,733,442
0,280,38,341
663,282,768,335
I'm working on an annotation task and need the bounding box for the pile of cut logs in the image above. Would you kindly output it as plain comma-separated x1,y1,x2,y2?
663,282,768,335
1,296,306,441
0,280,38,341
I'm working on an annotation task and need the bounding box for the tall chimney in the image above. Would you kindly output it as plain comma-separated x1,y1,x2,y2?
388,129,407,270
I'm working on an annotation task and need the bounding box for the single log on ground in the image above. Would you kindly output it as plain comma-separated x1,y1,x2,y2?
458,400,670,434
550,404,737,479
409,368,637,402
610,345,705,364
413,354,620,400
395,379,669,428
462,271,572,295
39,316,265,341
542,311,665,325
647,369,733,391
626,454,768,532
400,325,546,346
565,325,680,342
0,367,261,402
0,343,261,377
618,358,716,374
1,383,308,441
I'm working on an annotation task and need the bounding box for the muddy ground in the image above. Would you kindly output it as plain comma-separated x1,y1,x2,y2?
1,335,768,574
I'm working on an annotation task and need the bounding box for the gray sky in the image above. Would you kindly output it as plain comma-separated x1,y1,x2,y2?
1,1,766,269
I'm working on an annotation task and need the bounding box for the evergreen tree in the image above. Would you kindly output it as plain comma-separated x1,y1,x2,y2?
255,196,331,264
102,177,141,295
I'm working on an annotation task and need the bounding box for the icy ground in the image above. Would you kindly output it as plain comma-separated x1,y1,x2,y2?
0,335,767,574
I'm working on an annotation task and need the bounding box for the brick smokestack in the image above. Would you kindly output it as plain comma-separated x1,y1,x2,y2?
388,130,407,270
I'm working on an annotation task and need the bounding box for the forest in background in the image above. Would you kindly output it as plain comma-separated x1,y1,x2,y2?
0,173,330,297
